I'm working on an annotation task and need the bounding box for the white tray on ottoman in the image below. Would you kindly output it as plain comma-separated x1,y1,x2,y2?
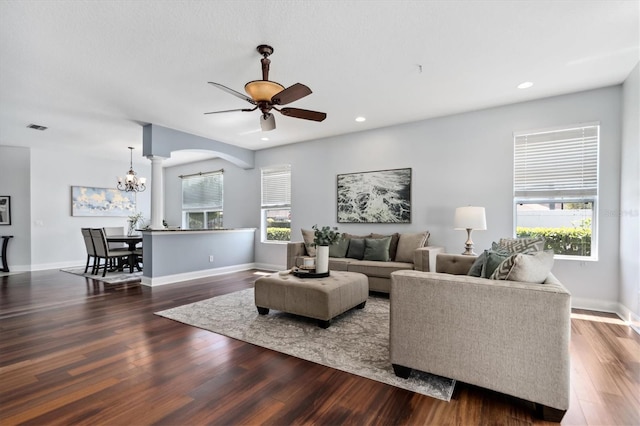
254,270,368,328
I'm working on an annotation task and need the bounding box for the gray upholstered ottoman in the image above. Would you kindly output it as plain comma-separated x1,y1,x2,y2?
254,270,368,328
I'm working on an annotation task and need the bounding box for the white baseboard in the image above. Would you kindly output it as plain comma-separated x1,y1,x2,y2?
616,302,640,335
572,297,620,313
140,263,257,287
253,263,284,272
29,260,85,272
2,264,31,273
573,297,640,335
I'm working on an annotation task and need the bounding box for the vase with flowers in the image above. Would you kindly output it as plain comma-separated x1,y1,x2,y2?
312,224,341,274
127,212,144,236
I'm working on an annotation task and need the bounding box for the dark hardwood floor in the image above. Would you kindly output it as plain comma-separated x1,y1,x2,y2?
1,269,638,425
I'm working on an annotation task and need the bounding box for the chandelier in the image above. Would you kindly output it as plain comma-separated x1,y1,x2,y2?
117,147,146,192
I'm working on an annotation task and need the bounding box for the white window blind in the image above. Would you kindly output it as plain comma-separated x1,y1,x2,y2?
514,124,599,198
261,165,291,208
182,171,223,210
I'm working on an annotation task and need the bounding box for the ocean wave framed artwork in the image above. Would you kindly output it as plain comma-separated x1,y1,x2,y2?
337,168,411,223
71,186,136,217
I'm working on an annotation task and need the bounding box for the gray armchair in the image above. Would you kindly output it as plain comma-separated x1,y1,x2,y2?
389,253,571,421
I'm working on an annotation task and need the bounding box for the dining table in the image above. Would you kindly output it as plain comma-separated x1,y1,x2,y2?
106,235,142,273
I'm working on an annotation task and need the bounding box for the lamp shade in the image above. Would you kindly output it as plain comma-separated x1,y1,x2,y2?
454,206,487,230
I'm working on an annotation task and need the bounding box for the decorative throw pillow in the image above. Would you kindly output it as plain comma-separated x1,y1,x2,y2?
467,243,513,277
481,250,511,278
467,252,487,277
329,237,350,258
301,228,316,257
498,237,545,254
371,233,400,261
491,250,554,283
395,231,429,263
489,253,518,280
491,250,553,284
363,236,392,261
346,238,366,260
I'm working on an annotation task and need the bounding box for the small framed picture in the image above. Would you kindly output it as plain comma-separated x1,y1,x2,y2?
0,196,10,225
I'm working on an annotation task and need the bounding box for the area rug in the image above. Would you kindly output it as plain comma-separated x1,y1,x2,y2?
61,267,142,284
155,288,455,401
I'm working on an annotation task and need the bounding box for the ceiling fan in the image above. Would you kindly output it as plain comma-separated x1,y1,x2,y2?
205,44,327,132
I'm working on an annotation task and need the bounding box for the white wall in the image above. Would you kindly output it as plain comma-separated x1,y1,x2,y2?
0,146,31,269
251,86,623,311
155,86,624,312
620,62,640,328
0,146,151,271
163,157,260,231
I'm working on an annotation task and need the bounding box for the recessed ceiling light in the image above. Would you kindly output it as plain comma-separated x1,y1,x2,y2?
261,137,269,141
355,117,366,122
517,81,534,89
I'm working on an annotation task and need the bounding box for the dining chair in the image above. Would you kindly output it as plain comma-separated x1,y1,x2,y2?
81,228,97,274
89,228,133,277
103,226,128,269
104,226,128,249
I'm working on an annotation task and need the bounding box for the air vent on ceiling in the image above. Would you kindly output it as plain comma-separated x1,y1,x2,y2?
27,123,48,131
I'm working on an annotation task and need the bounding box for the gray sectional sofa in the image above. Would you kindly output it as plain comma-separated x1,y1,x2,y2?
286,231,444,293
389,253,571,421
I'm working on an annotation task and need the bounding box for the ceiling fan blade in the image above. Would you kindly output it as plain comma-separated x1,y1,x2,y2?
260,113,276,131
208,82,257,105
279,107,327,122
204,107,257,115
271,83,312,105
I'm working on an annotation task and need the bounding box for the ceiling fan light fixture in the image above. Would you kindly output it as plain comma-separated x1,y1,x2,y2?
245,80,285,101
206,44,326,131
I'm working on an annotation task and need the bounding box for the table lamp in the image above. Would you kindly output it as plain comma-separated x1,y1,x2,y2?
454,206,487,255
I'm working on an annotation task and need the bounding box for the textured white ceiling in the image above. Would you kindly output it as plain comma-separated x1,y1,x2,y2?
0,0,638,167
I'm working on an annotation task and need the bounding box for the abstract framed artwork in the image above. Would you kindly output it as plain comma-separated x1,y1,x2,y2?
337,168,411,223
71,186,136,217
0,196,11,225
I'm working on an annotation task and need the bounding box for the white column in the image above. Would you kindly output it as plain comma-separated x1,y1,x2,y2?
148,156,165,229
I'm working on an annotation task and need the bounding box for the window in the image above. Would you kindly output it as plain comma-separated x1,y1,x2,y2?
261,165,291,242
513,123,599,260
181,170,223,229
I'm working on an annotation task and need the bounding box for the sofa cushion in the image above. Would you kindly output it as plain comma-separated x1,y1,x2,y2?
328,257,351,271
498,237,545,253
346,238,366,259
371,232,400,261
395,231,429,263
347,259,413,278
329,237,350,258
344,233,372,240
301,228,316,257
491,250,555,283
363,236,392,261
